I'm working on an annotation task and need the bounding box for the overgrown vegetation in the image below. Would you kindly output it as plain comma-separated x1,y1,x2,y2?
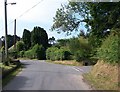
5,26,49,61
2,64,22,87
46,34,94,66
24,44,45,60
69,37,91,62
97,29,119,64
83,60,118,90
46,47,71,61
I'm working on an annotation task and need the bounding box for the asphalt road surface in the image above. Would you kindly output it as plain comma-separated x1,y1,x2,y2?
3,60,92,90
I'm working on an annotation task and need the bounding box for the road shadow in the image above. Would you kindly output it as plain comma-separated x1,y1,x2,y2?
3,75,28,90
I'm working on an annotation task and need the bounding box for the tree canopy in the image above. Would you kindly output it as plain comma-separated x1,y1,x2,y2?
52,2,120,48
22,29,31,50
31,26,48,49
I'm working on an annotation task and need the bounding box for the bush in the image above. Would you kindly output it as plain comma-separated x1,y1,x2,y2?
9,50,18,59
97,29,120,63
46,47,71,61
68,37,91,62
46,47,58,61
16,41,25,52
19,50,25,58
24,44,45,60
24,50,33,59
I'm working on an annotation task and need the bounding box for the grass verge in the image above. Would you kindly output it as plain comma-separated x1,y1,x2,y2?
2,65,22,87
83,60,118,90
46,60,83,66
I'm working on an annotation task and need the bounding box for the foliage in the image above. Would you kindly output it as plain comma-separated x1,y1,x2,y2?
97,29,120,63
31,27,48,49
24,50,33,59
18,51,25,58
16,41,25,52
46,47,58,60
22,29,31,50
24,44,45,60
52,2,120,48
46,47,71,61
1,35,20,48
57,39,70,47
9,50,17,59
68,37,91,62
7,35,20,48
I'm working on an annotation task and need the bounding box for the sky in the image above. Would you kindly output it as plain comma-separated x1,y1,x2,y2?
0,0,83,40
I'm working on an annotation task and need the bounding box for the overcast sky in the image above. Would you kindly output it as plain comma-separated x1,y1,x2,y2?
0,0,81,40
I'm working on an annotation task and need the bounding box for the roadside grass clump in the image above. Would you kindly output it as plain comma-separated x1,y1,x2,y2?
46,60,83,66
83,60,118,90
83,29,119,90
2,65,22,87
1,60,22,87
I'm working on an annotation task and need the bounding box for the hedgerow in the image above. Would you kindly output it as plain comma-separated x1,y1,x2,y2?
24,44,45,60
46,47,71,61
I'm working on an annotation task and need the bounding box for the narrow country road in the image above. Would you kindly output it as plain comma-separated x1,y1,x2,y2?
3,60,92,90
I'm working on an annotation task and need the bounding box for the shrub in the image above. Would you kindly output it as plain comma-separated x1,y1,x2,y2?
24,49,33,59
97,29,119,63
46,47,71,61
46,47,58,61
24,44,45,60
68,37,91,62
19,50,25,58
9,50,18,59
16,41,25,52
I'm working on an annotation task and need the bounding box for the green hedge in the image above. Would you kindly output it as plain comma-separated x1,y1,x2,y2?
68,37,91,62
18,51,24,58
24,44,45,60
97,29,120,63
46,47,71,61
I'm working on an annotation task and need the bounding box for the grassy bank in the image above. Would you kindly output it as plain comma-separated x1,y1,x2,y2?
83,60,118,90
46,60,83,66
2,66,22,87
1,61,22,87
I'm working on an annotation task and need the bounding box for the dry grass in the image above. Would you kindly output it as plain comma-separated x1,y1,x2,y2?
46,60,83,66
84,60,119,90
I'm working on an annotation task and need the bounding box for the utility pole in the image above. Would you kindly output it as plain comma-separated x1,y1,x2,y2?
14,19,16,50
4,0,8,63
4,0,16,64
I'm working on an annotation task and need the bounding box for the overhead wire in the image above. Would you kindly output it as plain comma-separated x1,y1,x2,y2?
16,0,44,20
0,0,44,33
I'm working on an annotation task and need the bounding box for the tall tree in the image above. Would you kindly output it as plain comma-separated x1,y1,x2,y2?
31,26,48,49
52,2,120,48
22,29,31,50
